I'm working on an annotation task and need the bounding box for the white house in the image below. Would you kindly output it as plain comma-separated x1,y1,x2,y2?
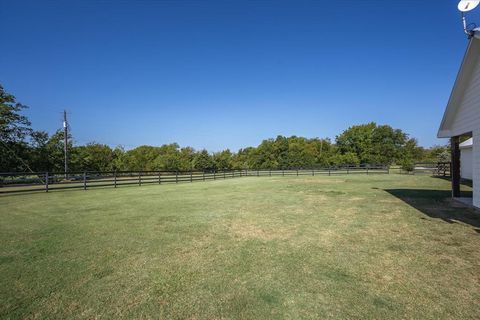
438,30,480,209
460,138,473,180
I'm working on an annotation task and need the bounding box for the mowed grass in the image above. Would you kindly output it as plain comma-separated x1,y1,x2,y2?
1,175,480,319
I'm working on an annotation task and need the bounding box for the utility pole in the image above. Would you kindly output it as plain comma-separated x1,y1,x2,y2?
63,110,68,179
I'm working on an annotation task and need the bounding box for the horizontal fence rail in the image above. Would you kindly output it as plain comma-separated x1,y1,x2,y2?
402,162,451,176
0,165,389,194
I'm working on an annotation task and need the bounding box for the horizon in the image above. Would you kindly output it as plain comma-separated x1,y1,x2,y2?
2,0,477,152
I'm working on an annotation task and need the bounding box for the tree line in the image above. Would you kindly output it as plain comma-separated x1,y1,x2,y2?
1,85,449,173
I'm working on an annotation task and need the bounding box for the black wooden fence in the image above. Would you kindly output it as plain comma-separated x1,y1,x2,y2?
0,165,389,194
412,162,451,176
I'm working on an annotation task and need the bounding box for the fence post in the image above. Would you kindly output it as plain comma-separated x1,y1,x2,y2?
296,169,299,176
190,170,193,182
312,169,314,176
159,171,161,184
139,172,142,186
328,168,331,176
114,171,117,188
176,171,178,183
45,172,49,192
83,172,87,190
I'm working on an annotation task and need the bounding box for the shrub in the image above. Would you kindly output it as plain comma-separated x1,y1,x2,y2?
400,158,415,172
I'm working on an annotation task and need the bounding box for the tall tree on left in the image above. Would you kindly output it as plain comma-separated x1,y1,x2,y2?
0,85,33,172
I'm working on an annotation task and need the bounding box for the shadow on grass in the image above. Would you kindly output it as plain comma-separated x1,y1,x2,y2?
434,175,473,188
384,189,480,231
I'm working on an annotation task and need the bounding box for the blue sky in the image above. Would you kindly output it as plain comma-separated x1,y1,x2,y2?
1,0,478,151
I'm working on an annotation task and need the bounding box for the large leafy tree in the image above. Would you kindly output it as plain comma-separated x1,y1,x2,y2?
33,130,74,172
370,125,408,164
336,122,412,165
193,149,215,171
124,145,162,171
0,85,33,171
213,149,233,170
71,143,117,172
335,122,376,163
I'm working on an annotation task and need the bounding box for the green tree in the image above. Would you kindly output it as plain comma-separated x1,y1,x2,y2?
193,149,215,171
42,130,73,172
0,85,33,171
336,122,410,165
329,152,360,166
151,144,181,171
123,146,161,171
370,125,408,164
28,131,50,171
177,147,195,171
213,149,233,170
71,143,116,172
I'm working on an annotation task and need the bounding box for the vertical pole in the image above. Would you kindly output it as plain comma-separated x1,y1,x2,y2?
114,171,117,188
312,169,314,176
296,169,299,176
176,171,178,183
451,136,461,198
139,171,142,186
63,110,68,180
190,170,193,182
83,172,87,190
328,168,331,176
45,172,49,192
159,171,161,184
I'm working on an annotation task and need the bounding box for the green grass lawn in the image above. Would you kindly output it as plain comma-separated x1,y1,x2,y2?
1,174,480,319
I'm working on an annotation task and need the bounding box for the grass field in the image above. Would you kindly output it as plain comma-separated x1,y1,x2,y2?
1,174,480,319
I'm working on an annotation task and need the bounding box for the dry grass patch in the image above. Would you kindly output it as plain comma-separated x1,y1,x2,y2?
226,220,296,241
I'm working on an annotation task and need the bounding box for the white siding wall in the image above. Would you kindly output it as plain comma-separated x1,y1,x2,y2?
461,147,473,180
448,43,480,209
450,53,480,137
473,129,480,208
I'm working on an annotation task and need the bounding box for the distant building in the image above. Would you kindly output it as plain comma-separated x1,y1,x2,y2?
438,31,480,208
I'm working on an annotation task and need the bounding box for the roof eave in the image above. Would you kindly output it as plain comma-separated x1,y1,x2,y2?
437,36,479,138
